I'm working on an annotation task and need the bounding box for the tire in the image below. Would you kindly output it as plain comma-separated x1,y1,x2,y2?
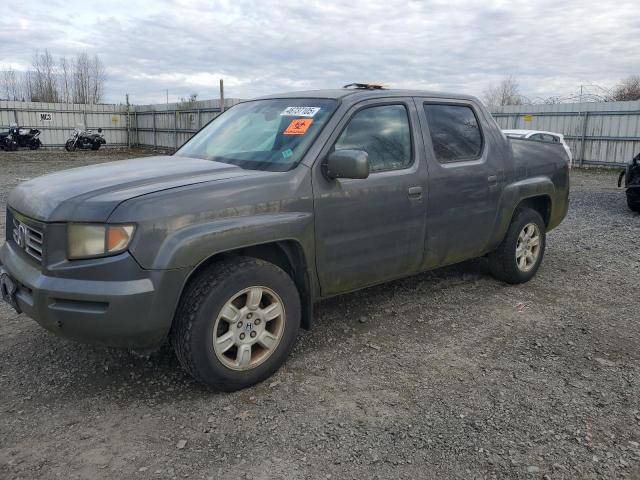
171,256,301,391
628,196,640,212
29,139,41,150
91,142,100,150
488,207,546,284
65,140,76,152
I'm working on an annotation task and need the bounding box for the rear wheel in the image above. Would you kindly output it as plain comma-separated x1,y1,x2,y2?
628,195,640,212
29,139,41,150
488,208,546,284
171,257,300,391
91,142,100,150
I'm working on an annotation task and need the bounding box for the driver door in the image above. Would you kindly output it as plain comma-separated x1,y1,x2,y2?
312,99,428,296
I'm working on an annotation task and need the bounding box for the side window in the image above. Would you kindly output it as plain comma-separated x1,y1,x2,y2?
334,104,412,172
423,104,483,162
529,134,542,141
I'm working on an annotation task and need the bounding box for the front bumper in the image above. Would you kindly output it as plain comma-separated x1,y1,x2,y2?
0,241,188,349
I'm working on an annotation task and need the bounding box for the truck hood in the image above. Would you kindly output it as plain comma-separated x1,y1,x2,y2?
8,155,257,222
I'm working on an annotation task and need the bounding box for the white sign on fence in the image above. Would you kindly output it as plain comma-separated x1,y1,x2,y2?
39,112,53,122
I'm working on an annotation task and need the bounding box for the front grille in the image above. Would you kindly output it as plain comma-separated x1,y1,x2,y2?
12,215,44,263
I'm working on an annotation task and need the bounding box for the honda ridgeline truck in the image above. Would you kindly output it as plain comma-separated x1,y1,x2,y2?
0,86,569,390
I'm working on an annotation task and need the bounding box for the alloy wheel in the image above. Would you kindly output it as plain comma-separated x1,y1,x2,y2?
515,223,541,272
212,286,285,371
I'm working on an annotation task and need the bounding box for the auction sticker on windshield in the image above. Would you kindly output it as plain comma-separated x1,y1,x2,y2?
284,119,313,135
281,106,320,117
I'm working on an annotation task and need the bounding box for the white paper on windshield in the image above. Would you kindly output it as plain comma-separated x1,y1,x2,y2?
280,106,321,117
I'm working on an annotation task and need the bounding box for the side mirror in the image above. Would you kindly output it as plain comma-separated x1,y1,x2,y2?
325,150,369,179
97,128,103,133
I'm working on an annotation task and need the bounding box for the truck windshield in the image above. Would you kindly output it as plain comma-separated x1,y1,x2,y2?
176,98,338,171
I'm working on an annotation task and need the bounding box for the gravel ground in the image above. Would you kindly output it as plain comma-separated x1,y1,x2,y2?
0,149,639,480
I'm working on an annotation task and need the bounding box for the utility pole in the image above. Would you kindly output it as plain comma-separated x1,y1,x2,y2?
219,79,225,113
166,89,169,107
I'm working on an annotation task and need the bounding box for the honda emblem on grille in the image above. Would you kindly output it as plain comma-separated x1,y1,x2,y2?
14,223,27,249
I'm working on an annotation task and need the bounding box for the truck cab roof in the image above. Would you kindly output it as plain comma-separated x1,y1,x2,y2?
254,87,482,105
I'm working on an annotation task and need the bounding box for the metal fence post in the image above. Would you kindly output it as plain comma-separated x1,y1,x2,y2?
134,111,138,147
153,111,156,149
126,94,131,149
174,110,178,151
579,111,589,167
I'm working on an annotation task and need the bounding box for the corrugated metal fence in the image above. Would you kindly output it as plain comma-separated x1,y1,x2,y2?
0,98,242,150
491,100,640,167
3,98,640,166
133,99,242,149
0,100,130,147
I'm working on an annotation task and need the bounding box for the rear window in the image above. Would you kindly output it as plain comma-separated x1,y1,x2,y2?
424,104,483,162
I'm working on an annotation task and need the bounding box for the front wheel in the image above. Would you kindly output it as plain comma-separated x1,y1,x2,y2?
65,140,76,152
488,208,546,284
171,257,301,391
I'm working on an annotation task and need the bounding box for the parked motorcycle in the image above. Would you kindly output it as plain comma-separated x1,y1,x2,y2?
0,127,18,151
618,152,640,212
65,127,106,151
12,126,42,149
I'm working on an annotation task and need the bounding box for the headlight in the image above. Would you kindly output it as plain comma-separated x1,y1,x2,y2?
67,224,135,259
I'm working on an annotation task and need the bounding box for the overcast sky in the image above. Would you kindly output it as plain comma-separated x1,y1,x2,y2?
1,0,639,104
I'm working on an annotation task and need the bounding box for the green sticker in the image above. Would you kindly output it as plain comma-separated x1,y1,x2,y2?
282,148,293,159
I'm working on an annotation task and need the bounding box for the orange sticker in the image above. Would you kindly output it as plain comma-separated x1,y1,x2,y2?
284,118,313,135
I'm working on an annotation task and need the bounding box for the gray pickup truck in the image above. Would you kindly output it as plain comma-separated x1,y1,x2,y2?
0,86,569,390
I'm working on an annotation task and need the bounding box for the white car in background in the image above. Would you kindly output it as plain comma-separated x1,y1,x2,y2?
503,129,573,167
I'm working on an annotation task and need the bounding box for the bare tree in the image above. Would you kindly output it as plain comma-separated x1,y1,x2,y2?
0,68,22,100
1,51,107,104
609,75,640,102
89,54,106,103
29,50,60,102
178,93,199,109
59,56,73,103
72,52,106,104
73,52,90,103
483,76,528,108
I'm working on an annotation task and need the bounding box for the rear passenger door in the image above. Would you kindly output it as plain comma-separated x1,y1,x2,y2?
416,100,503,267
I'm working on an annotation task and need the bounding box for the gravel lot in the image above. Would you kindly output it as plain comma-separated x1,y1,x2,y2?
1,149,639,480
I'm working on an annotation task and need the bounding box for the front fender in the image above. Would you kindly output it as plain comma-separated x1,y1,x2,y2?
137,212,315,270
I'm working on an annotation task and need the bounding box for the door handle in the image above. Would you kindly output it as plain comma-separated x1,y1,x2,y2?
487,175,499,192
408,186,423,199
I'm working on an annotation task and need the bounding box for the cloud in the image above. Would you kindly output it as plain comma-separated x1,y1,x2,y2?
1,0,639,104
